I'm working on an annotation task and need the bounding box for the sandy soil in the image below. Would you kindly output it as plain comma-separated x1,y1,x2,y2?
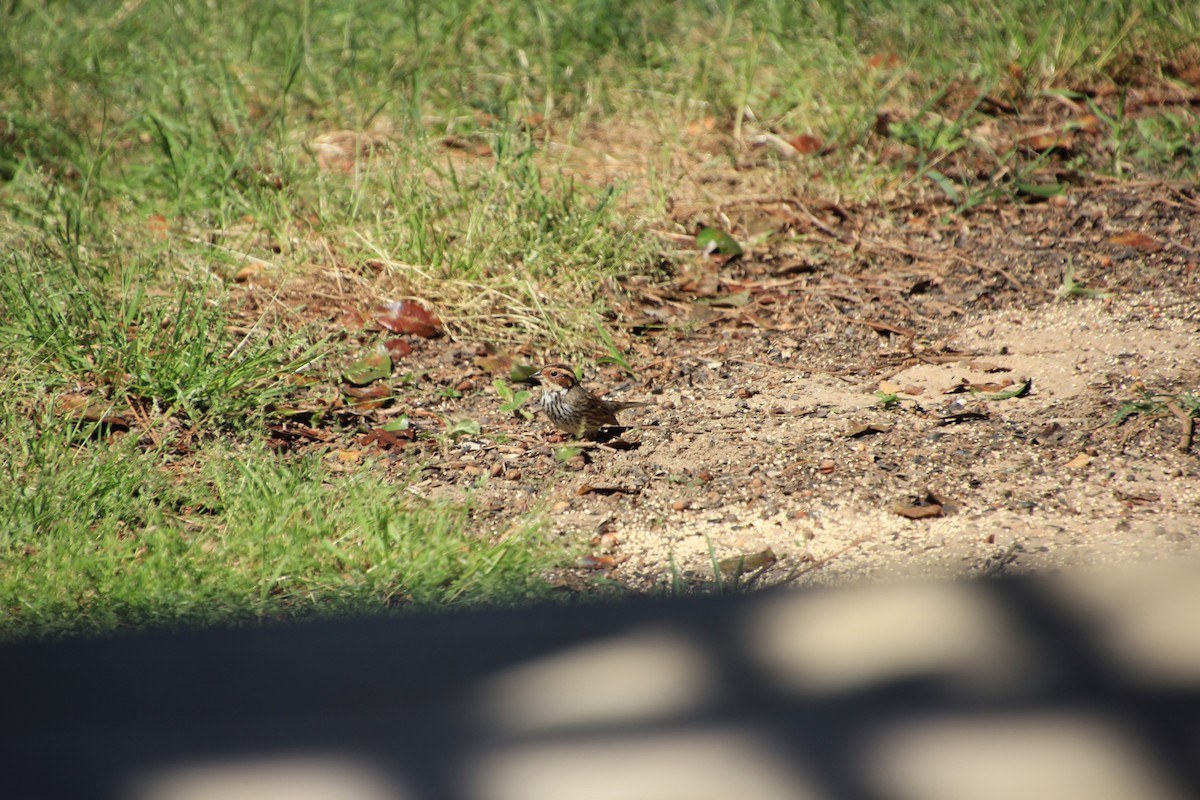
384,181,1200,592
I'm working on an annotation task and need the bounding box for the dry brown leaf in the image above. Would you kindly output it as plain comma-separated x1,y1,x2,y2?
1019,130,1074,153
376,300,441,337
311,130,388,172
1107,232,1163,252
789,134,823,154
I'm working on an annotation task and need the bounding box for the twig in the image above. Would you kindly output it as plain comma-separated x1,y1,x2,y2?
835,314,917,338
777,536,870,586
1164,400,1195,454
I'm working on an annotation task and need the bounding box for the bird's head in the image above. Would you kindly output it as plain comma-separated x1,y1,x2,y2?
530,363,579,392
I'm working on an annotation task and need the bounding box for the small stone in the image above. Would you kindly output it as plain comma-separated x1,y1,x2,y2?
1065,453,1092,470
670,499,689,511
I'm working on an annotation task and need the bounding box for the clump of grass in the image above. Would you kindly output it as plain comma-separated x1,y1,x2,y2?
0,430,560,640
0,246,322,434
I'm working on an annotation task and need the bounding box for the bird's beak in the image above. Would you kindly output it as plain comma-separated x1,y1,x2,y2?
518,369,542,385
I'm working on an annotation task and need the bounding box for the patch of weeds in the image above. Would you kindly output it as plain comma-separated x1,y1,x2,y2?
875,391,901,410
1057,260,1113,300
1129,113,1200,176
554,445,581,462
494,379,533,420
594,324,635,373
442,418,483,442
1111,390,1199,427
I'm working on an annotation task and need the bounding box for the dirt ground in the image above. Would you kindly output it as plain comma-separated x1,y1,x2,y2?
305,178,1197,594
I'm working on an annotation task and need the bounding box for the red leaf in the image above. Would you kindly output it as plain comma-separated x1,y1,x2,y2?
383,338,413,359
146,214,169,239
361,427,415,450
376,300,441,337
788,134,823,154
1108,232,1162,252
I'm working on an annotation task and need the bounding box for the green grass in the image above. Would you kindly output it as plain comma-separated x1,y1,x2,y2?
0,424,557,639
2,0,1197,637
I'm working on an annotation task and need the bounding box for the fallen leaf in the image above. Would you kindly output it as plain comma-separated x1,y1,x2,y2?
1019,130,1074,153
475,352,516,376
788,134,823,154
146,214,169,239
55,393,130,431
1015,181,1066,200
1107,232,1162,252
866,52,901,69
576,554,625,569
343,384,391,400
510,363,537,382
382,339,413,360
699,289,753,308
343,384,391,412
361,427,415,449
376,300,441,337
696,227,743,258
892,490,946,519
311,130,388,172
233,262,267,283
343,349,392,386
333,308,369,329
982,378,1031,400
717,548,777,577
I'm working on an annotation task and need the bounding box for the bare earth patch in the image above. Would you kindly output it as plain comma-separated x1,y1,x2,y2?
258,179,1200,593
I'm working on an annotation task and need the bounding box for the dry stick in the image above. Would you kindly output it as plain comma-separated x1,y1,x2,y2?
1168,187,1200,212
124,399,163,450
777,536,870,587
753,199,1032,295
1164,401,1195,454
864,240,1028,295
835,315,917,338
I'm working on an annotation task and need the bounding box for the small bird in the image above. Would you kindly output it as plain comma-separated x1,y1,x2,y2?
528,363,650,438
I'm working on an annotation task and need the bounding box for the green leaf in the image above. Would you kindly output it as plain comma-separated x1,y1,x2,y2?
696,227,743,257
510,363,537,382
925,169,960,203
1015,181,1065,198
342,348,392,386
698,289,752,308
446,418,482,439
